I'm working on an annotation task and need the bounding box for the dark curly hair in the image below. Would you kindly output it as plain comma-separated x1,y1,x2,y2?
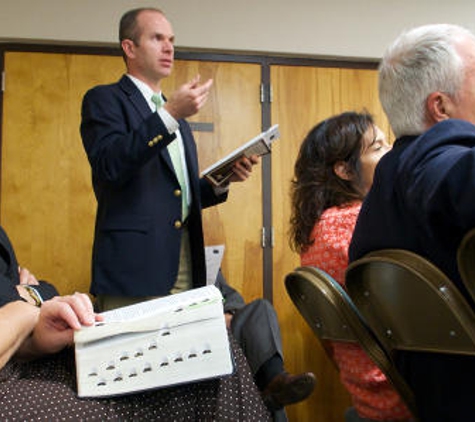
289,111,374,253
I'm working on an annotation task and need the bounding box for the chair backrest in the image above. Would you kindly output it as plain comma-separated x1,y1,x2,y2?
285,266,418,417
346,249,475,356
457,227,475,304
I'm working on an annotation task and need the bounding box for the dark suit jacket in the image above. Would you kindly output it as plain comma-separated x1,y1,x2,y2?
0,226,21,306
80,75,227,297
349,118,475,422
0,227,58,307
350,118,475,303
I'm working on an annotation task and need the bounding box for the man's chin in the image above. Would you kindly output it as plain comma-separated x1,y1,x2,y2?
159,66,173,78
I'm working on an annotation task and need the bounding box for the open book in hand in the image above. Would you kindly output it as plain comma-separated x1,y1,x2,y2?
74,286,233,398
201,124,280,186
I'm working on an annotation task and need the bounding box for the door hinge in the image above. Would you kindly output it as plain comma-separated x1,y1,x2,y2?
260,83,273,103
261,227,275,248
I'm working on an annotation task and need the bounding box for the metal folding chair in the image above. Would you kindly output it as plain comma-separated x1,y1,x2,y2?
346,249,475,357
285,266,418,418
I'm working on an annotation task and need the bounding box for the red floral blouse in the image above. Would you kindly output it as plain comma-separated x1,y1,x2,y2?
300,203,413,421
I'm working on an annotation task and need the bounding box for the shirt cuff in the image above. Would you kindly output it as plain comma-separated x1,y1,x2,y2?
213,183,230,196
157,107,179,134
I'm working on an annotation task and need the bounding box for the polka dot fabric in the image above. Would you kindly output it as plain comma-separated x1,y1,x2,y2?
0,334,270,421
300,203,413,421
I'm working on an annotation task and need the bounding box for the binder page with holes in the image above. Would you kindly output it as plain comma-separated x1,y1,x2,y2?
74,285,233,398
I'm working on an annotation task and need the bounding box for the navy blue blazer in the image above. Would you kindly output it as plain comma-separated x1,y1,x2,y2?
350,118,475,304
80,75,227,297
349,119,475,422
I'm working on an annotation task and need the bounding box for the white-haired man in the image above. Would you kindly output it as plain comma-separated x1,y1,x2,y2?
350,24,475,422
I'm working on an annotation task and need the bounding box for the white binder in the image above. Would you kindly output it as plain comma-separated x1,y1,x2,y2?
74,286,233,398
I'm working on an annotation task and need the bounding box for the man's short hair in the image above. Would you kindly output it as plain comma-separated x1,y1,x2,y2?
119,7,165,45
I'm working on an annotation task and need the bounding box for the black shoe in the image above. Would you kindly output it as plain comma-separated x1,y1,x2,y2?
261,372,316,411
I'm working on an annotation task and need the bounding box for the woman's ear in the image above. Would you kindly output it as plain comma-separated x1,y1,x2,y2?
333,161,352,181
426,91,453,124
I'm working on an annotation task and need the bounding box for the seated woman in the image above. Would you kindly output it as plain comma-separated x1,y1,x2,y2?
0,225,270,421
289,111,413,422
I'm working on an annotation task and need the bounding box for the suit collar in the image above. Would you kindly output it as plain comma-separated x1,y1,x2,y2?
118,75,151,120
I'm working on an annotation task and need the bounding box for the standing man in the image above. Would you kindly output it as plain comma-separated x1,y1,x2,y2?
80,7,257,311
349,24,475,422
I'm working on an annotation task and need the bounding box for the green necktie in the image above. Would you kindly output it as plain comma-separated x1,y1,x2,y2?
151,93,165,110
151,93,189,219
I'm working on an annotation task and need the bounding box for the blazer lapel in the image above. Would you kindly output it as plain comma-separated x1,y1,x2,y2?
118,75,151,121
118,75,176,175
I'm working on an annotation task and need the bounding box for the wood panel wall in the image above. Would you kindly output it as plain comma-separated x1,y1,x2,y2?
1,52,123,294
162,60,264,299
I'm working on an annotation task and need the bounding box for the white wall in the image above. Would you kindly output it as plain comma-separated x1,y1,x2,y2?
1,0,475,60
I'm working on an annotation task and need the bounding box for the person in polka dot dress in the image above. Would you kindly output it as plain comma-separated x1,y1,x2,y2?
289,111,414,421
0,225,271,421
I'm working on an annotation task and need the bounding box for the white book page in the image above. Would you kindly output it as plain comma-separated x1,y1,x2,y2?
74,286,223,343
102,285,221,322
201,124,280,186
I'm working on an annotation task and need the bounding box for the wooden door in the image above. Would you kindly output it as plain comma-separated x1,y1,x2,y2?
270,64,391,422
1,52,263,300
162,60,263,299
1,52,124,295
